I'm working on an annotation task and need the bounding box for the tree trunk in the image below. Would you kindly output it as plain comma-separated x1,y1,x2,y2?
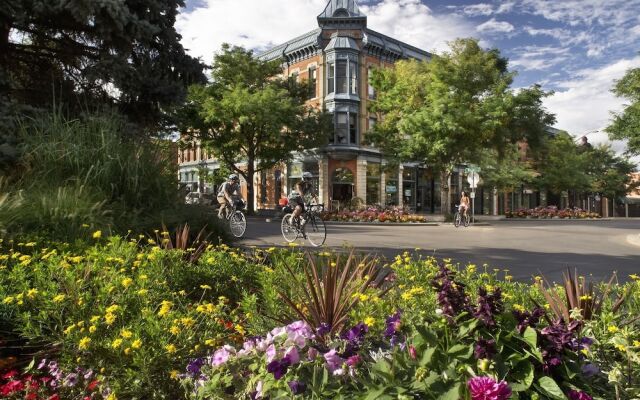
246,158,255,215
440,169,452,217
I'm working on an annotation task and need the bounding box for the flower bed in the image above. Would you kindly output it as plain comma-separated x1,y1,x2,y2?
1,236,639,399
505,206,601,219
321,207,428,223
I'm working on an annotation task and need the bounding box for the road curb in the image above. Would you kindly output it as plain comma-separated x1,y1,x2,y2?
324,221,439,227
627,234,640,247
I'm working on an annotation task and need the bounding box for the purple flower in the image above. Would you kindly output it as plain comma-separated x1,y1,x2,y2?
266,344,277,363
467,376,512,400
267,358,291,380
540,319,582,372
287,321,314,338
83,369,94,380
474,338,497,360
37,359,48,370
307,347,319,360
323,349,343,373
346,354,361,367
187,358,205,377
474,287,504,327
342,322,368,344
581,363,599,377
63,373,79,387
431,265,471,319
317,323,331,337
284,346,300,365
211,346,234,367
288,380,307,395
568,390,593,400
513,306,545,333
385,312,402,338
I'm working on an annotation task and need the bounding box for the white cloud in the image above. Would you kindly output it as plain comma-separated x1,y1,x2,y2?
362,0,478,53
462,3,493,16
524,26,572,41
543,56,640,154
496,1,516,14
509,45,571,71
176,0,480,62
476,18,515,34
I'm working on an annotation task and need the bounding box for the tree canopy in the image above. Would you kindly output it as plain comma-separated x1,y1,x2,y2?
0,0,205,132
181,44,331,213
368,38,555,213
606,66,640,155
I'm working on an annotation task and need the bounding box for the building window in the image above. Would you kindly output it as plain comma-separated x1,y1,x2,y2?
274,170,283,203
368,117,376,131
368,66,376,99
260,171,267,204
308,67,317,99
366,163,381,206
334,112,358,145
350,61,358,94
336,60,348,94
327,62,335,94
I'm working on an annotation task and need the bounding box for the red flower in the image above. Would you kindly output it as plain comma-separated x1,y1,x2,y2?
1,379,25,395
48,394,61,400
1,370,18,380
87,379,100,391
26,392,37,400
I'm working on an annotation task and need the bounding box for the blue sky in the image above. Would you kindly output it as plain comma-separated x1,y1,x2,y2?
177,0,640,156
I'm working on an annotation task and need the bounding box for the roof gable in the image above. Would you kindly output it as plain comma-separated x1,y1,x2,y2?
318,0,365,19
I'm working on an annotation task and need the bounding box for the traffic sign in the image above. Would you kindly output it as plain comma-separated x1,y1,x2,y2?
470,192,476,199
467,172,480,189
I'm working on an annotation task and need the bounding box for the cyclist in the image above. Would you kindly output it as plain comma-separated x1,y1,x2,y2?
290,172,317,227
459,191,470,219
217,174,241,219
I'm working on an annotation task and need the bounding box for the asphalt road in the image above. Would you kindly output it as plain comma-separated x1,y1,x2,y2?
240,218,640,282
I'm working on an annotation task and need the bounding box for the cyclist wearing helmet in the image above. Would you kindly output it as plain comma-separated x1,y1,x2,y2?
217,174,241,219
290,171,317,226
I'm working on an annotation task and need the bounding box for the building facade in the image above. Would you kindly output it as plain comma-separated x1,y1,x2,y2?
177,0,559,215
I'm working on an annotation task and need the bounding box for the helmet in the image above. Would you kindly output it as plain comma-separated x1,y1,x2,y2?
228,174,239,182
302,172,313,180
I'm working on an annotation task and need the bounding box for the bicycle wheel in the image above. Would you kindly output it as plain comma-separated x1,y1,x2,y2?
229,211,247,238
281,213,299,243
463,214,470,227
305,215,326,247
454,212,461,228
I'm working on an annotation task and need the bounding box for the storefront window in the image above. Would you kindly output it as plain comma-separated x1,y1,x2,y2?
287,162,319,196
366,164,381,206
385,168,398,206
403,167,415,210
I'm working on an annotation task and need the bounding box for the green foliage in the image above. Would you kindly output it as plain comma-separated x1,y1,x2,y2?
585,145,638,199
607,66,640,155
536,132,592,194
181,44,332,213
1,0,205,132
0,110,229,242
479,144,538,192
368,38,555,214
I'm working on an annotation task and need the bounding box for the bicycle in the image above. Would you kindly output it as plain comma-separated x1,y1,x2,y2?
281,202,326,247
453,204,470,228
221,199,247,238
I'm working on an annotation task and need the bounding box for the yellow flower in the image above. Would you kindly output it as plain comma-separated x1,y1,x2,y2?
26,288,38,299
92,230,102,239
513,304,525,312
200,285,212,290
120,329,133,339
180,317,195,327
170,370,179,380
165,344,177,353
89,325,97,333
358,294,369,302
121,278,133,288
2,296,14,304
64,325,76,335
53,294,66,303
330,262,337,267
505,275,513,282
630,274,639,280
633,340,640,347
608,325,619,333
124,348,131,355
132,339,142,349
106,304,119,313
106,393,117,400
105,313,116,325
90,315,101,323
579,295,592,301
158,300,173,317
136,289,148,296
111,338,123,349
615,343,627,352
205,339,217,347
364,317,375,326
170,326,181,335
235,324,246,335
79,337,91,350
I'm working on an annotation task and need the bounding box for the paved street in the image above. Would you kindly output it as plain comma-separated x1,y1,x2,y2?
240,219,640,282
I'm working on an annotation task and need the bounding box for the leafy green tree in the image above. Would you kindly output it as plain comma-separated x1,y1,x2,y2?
606,66,640,155
536,132,591,197
0,0,205,133
479,145,538,194
181,44,331,214
586,145,638,201
368,39,554,214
